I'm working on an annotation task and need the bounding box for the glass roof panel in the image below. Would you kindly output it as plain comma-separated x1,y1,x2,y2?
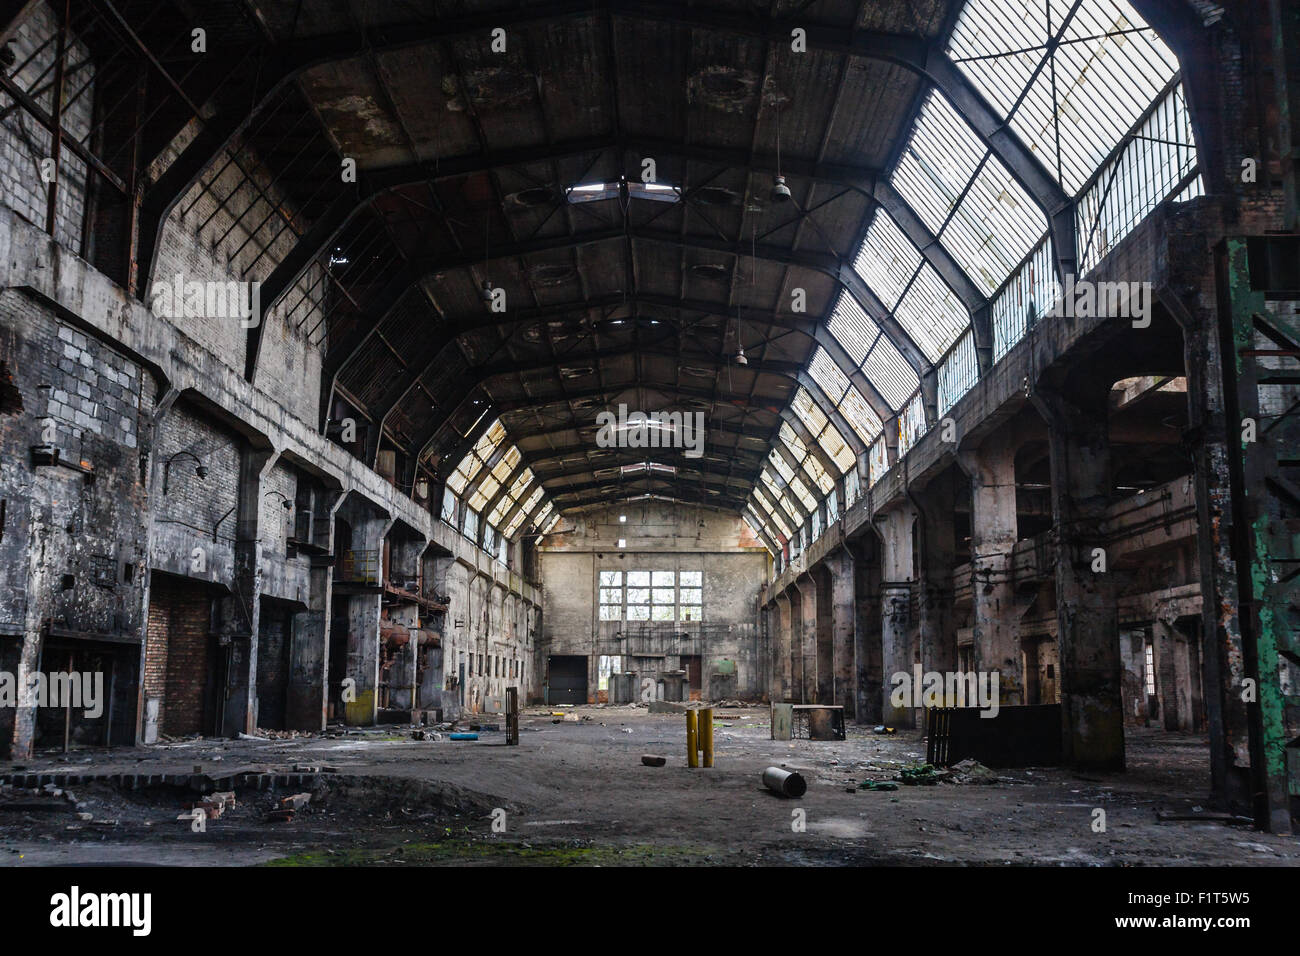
940,154,1047,293
852,214,922,311
789,475,817,512
892,91,987,236
861,335,919,408
808,348,850,402
947,0,1056,118
892,263,970,362
839,385,883,444
792,388,829,436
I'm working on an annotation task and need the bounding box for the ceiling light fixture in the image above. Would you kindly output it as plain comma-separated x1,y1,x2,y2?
771,105,792,203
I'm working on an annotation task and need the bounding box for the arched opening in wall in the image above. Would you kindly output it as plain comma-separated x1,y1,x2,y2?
1024,306,1206,755
1093,311,1203,737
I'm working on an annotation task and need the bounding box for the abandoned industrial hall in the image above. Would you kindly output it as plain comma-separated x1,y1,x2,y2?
0,0,1297,879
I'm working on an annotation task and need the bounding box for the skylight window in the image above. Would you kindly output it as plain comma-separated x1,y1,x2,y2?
852,213,922,310
892,264,970,363
893,92,987,236
791,388,857,475
449,420,554,541
948,0,1180,194
824,293,919,412
566,178,681,204
807,347,883,443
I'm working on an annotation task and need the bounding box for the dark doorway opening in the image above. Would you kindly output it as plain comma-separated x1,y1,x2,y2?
548,655,588,704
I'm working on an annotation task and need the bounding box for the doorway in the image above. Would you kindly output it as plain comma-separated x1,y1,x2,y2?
548,655,588,704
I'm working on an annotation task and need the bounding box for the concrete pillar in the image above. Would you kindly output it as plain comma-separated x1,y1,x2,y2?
795,577,817,703
877,506,916,728
852,539,882,723
1152,616,1180,731
218,446,280,736
1032,384,1123,770
960,431,1024,708
828,548,856,714
286,489,344,730
12,507,54,759
814,567,833,704
341,505,394,725
774,591,792,702
913,472,958,691
769,590,790,702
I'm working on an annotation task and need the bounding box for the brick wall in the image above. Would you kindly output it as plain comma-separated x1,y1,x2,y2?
145,576,213,737
150,403,239,582
0,291,150,639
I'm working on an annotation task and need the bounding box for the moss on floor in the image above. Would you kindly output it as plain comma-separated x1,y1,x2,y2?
263,838,703,867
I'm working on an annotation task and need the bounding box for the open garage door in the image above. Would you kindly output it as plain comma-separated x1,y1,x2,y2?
548,655,588,705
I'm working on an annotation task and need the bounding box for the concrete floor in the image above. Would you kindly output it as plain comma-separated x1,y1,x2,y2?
2,705,1296,866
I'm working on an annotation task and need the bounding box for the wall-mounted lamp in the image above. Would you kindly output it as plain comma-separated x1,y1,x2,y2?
162,451,207,495
263,490,293,510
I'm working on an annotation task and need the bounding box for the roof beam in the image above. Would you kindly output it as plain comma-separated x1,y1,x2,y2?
549,472,752,502
363,290,817,444
518,439,766,471
350,227,931,374
467,348,803,382
258,141,875,321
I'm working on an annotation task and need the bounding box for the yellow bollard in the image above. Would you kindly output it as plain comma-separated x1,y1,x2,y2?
700,707,714,768
685,709,699,768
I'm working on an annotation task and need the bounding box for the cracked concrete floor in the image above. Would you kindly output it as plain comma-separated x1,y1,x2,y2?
1,706,1295,866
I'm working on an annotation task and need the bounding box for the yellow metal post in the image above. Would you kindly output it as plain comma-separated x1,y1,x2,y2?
700,707,714,767
685,709,699,767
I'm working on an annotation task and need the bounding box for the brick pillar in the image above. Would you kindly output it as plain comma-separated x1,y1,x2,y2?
878,506,916,728
960,430,1025,708
1032,383,1124,771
